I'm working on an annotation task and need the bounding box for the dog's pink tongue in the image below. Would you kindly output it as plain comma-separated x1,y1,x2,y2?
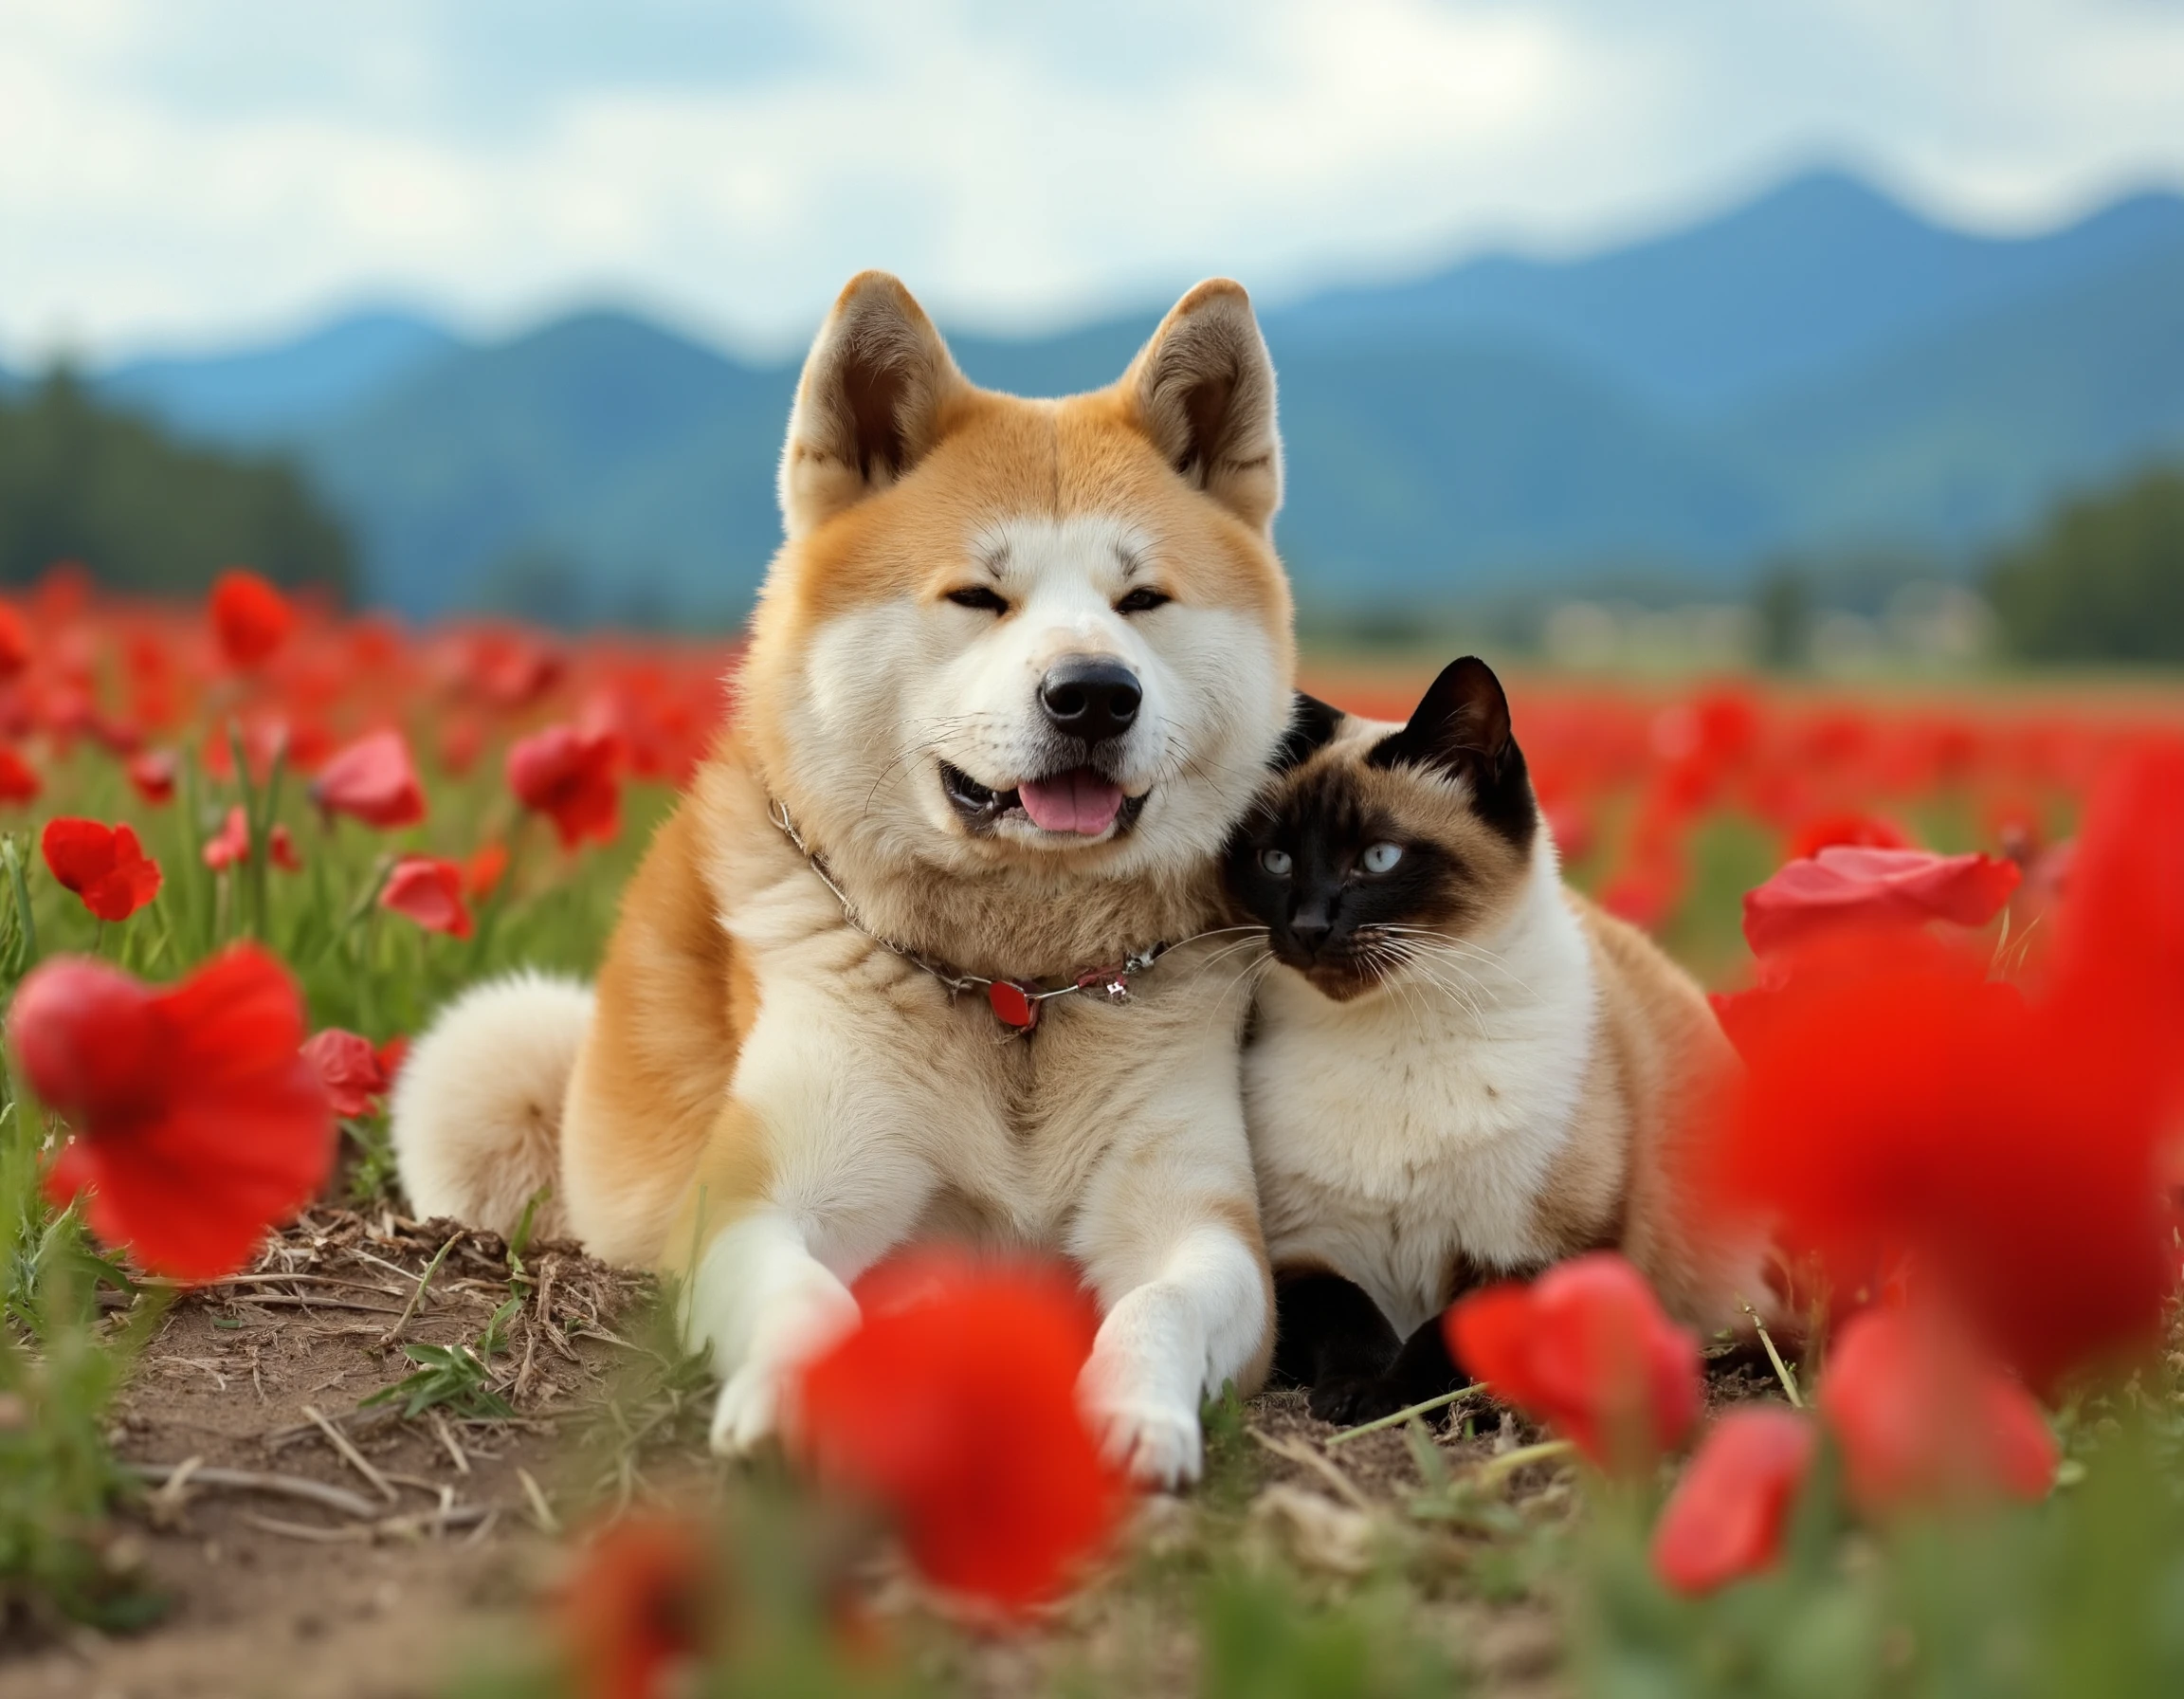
1018,769,1124,835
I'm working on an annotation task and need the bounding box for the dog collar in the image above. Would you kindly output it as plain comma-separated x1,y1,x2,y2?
768,799,1171,1032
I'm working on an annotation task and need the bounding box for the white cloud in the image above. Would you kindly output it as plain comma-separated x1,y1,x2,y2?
1,0,2181,362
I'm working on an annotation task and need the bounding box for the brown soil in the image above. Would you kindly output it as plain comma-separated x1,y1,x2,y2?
0,1211,652,1699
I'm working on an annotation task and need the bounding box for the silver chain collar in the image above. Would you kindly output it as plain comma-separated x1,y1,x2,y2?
767,798,1175,1031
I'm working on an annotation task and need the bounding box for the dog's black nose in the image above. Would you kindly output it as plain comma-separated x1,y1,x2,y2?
1039,657,1141,744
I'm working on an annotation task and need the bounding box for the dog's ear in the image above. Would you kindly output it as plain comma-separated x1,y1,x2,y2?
779,271,964,539
1125,280,1283,533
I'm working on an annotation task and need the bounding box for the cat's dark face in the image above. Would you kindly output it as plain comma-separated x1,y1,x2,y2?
1226,658,1538,1000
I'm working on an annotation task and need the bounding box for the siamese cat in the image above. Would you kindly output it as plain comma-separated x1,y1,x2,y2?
1227,657,1748,1424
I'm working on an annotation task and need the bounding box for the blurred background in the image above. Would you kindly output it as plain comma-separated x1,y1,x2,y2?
2,0,2181,674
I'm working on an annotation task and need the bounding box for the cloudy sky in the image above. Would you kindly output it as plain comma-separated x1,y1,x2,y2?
5,0,2184,361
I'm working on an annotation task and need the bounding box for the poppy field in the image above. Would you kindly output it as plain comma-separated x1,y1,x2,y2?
3,566,2184,1698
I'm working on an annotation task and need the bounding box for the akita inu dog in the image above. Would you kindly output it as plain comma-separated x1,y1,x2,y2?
391,272,1297,1483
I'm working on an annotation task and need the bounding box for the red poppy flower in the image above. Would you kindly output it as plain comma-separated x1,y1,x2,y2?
1444,1253,1702,1474
0,744,40,804
126,748,178,805
1651,1406,1817,1596
0,602,29,679
508,723,621,850
209,569,295,669
1742,846,2019,957
301,1029,390,1119
561,1514,719,1699
11,946,334,1281
1817,1307,2056,1515
379,855,474,940
1710,933,2172,1392
203,806,302,873
41,818,162,922
308,728,426,829
464,841,510,901
793,1251,1128,1615
1784,812,1911,862
375,1035,410,1086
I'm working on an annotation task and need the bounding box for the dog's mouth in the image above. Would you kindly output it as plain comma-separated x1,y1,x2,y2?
941,762,1148,840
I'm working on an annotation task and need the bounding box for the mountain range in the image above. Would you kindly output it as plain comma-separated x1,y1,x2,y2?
35,169,2184,619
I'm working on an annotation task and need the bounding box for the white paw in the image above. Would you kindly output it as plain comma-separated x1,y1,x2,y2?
1089,1396,1203,1489
708,1361,784,1456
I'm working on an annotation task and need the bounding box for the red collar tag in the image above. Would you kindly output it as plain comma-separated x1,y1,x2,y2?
987,980,1040,1030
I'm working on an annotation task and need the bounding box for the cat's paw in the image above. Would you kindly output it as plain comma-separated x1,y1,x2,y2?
1307,1374,1412,1428
1088,1395,1203,1489
708,1361,784,1456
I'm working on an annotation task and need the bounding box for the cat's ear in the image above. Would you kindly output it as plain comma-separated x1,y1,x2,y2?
1272,691,1343,773
1369,657,1511,776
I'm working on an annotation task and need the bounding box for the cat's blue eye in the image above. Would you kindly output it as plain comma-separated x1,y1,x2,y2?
1360,842,1404,874
1259,848,1293,877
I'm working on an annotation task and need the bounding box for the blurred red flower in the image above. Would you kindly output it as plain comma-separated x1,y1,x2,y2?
1444,1253,1702,1474
1716,940,2173,1391
126,748,178,805
1784,811,1911,862
464,841,510,901
375,1035,410,1085
309,728,426,829
793,1251,1127,1615
41,818,162,922
0,603,30,679
1742,845,2019,957
561,1514,719,1699
380,854,474,940
203,806,301,873
209,569,295,669
11,946,333,1280
1818,1307,2056,1515
302,1029,391,1119
508,723,621,850
0,744,41,804
1651,1406,1817,1596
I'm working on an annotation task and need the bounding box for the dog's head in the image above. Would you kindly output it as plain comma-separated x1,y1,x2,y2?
742,273,1295,884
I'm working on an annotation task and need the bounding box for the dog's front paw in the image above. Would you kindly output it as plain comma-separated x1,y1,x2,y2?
1088,1396,1203,1489
709,1361,785,1457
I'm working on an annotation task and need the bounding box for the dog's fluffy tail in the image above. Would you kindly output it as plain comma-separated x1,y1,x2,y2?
390,971,595,1244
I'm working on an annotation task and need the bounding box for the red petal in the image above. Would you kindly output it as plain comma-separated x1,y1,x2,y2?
1743,846,2020,956
1652,1407,1817,1595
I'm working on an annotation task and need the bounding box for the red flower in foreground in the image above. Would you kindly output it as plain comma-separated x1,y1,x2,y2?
309,728,426,829
10,947,333,1280
1711,938,2174,1392
560,1514,719,1699
1818,1308,2056,1515
302,1029,391,1119
508,723,621,850
0,744,38,804
794,1252,1128,1615
380,855,474,940
209,568,295,669
1652,1406,1817,1596
41,818,162,922
1742,845,2019,957
1445,1253,1702,1473
126,749,177,805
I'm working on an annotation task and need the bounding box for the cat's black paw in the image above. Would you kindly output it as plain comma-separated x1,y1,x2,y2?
1306,1374,1410,1427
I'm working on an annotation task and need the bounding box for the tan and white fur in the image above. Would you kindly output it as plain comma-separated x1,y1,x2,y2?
393,272,1298,1484
1223,661,1750,1423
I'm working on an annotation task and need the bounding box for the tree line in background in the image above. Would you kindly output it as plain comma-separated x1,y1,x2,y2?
0,364,2177,662
0,371,351,598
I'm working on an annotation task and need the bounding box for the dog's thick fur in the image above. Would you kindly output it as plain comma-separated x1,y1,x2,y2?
392,272,1298,1483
